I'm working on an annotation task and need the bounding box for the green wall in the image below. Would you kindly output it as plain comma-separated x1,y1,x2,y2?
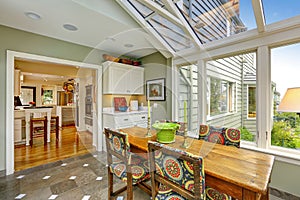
0,25,103,172
141,52,172,123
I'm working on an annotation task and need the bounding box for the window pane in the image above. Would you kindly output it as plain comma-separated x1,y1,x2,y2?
210,78,228,116
42,89,53,105
147,14,194,51
175,0,256,44
248,86,256,118
262,0,300,25
207,53,257,143
271,43,300,150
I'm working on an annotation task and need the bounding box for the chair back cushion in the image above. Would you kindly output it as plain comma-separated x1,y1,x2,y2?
199,125,240,148
148,141,205,199
104,128,130,159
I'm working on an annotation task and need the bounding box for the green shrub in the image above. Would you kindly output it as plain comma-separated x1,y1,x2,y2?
240,127,255,142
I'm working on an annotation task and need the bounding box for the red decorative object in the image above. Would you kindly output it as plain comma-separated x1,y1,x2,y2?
113,97,127,111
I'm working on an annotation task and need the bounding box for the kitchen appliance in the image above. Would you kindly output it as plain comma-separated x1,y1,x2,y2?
130,100,138,111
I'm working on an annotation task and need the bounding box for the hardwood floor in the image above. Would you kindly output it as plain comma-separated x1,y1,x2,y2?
14,126,95,171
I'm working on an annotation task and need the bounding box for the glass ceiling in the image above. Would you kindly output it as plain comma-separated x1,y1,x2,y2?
262,0,300,24
119,0,299,54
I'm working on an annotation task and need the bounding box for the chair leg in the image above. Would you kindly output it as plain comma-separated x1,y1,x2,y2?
44,117,47,145
55,116,59,141
127,172,133,200
107,167,113,200
30,120,33,147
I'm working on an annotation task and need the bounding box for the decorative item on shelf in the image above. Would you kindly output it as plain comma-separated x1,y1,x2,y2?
113,97,127,111
118,106,128,112
152,122,180,143
102,54,120,62
63,78,75,94
102,54,142,66
181,100,189,148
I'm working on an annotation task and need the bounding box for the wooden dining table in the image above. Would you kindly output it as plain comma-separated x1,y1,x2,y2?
119,126,275,200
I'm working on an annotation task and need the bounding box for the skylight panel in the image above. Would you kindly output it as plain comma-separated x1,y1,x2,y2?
147,14,194,51
128,0,154,18
175,0,256,44
262,0,300,24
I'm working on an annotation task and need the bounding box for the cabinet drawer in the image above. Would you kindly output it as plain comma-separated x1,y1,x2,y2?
130,113,147,122
114,116,132,124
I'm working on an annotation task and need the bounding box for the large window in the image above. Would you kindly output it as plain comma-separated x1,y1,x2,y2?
271,43,300,150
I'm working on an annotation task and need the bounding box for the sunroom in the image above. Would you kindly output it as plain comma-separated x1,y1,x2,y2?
116,0,300,198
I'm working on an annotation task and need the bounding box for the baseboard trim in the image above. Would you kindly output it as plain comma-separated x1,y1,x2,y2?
270,187,300,200
0,169,6,177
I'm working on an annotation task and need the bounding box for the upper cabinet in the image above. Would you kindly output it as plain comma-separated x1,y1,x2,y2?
102,61,144,95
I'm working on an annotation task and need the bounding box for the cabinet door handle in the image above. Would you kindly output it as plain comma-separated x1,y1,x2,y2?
123,119,129,121
141,116,146,119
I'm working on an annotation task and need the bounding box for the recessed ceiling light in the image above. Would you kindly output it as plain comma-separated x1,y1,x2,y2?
25,12,41,20
63,24,78,31
124,43,134,48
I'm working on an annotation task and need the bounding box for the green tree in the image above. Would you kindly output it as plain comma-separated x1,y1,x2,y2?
271,121,296,148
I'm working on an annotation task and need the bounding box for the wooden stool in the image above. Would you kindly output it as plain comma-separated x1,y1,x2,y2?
30,116,47,146
51,116,59,142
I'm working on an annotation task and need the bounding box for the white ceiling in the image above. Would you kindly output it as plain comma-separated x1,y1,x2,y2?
0,0,160,58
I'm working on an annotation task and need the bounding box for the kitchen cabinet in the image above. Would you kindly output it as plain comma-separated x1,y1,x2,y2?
57,106,75,126
102,61,144,94
103,111,148,129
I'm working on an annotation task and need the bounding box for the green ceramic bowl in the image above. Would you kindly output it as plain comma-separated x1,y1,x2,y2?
152,122,180,143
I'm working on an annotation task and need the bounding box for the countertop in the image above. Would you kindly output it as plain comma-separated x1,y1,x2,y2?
103,110,148,116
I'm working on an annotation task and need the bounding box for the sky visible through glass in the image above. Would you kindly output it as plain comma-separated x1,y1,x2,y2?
238,0,300,100
271,43,300,100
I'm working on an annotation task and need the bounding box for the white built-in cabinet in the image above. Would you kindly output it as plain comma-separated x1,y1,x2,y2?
102,61,144,94
103,112,148,129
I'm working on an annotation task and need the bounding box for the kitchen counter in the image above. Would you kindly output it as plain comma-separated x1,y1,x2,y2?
103,110,148,116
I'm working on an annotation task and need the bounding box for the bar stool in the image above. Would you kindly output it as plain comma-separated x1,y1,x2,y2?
30,116,47,146
51,116,59,142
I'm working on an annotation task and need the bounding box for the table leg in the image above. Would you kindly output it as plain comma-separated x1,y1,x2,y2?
47,112,51,142
25,112,30,146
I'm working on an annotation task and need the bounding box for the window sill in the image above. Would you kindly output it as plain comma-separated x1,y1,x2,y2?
207,112,236,121
241,142,300,165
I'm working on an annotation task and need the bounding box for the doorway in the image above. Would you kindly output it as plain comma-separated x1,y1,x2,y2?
6,50,103,175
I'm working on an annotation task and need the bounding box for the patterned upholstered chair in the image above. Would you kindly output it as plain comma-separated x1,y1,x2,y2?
148,141,206,200
103,128,151,200
198,124,241,148
198,124,240,199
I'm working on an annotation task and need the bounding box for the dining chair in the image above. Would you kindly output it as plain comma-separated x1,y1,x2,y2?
30,116,47,146
103,128,151,200
198,124,241,148
148,141,206,200
198,124,240,200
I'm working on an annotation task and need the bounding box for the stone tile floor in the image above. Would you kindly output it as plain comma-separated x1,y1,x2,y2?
0,152,148,200
0,151,289,200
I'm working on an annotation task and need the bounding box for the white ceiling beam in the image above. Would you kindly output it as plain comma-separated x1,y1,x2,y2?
252,0,265,33
116,0,174,58
135,0,183,27
163,0,203,49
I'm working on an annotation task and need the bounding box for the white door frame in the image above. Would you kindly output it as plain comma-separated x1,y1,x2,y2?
6,50,102,175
